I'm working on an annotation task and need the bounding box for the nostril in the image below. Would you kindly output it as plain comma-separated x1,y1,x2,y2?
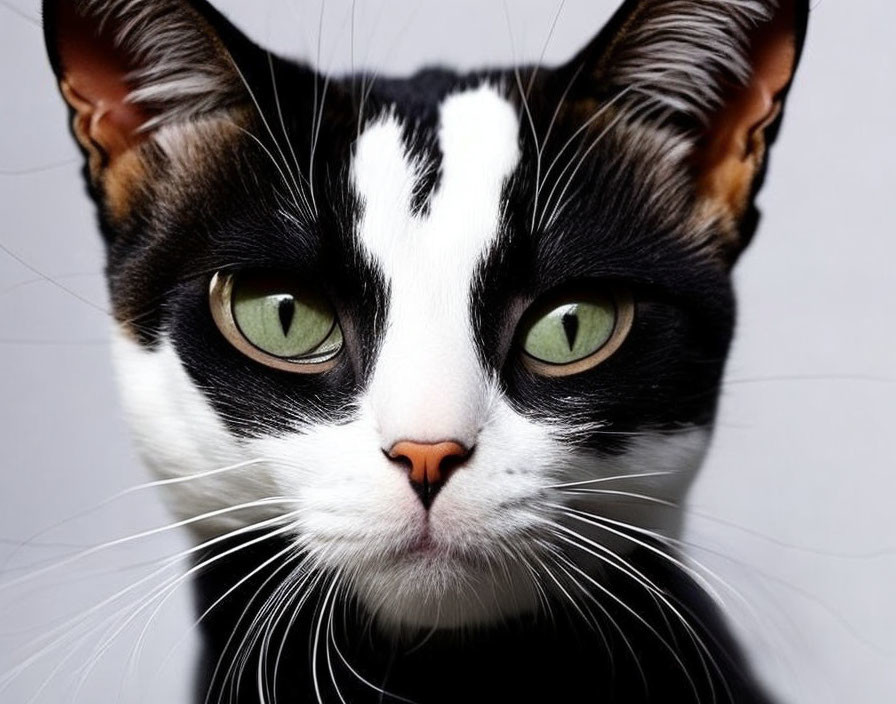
383,447,413,471
437,449,470,476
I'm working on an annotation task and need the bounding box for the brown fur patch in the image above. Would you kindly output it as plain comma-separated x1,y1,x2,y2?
103,148,149,222
61,79,108,176
63,76,250,224
695,97,779,225
61,77,149,221
689,196,739,255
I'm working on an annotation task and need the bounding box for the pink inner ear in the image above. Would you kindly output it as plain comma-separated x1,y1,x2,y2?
721,20,797,160
707,1,798,160
56,2,151,159
743,18,799,145
697,1,798,211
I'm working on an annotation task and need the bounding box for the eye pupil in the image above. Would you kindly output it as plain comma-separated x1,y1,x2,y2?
561,308,579,351
277,296,296,336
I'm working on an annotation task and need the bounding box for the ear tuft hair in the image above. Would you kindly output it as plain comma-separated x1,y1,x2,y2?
86,0,245,129
606,1,778,120
44,0,249,134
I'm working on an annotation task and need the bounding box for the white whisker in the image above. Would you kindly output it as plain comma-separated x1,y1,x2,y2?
0,497,298,592
542,470,676,490
543,515,727,702
0,514,300,697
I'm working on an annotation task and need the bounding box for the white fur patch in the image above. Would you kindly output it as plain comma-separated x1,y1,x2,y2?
111,332,279,537
353,84,520,448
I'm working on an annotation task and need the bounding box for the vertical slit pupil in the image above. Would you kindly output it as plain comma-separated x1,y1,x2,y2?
277,296,296,336
561,309,579,351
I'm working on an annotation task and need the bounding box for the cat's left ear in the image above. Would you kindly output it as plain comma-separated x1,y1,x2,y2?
563,0,809,258
43,0,252,206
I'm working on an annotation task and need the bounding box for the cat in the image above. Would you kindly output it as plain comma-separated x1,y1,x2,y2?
42,0,809,701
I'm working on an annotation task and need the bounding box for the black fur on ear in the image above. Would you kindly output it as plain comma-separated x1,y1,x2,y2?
555,0,809,261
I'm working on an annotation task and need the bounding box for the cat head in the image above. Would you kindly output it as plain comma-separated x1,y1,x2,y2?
44,0,808,630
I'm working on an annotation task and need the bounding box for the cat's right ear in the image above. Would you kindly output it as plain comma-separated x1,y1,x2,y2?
552,0,809,261
43,0,252,212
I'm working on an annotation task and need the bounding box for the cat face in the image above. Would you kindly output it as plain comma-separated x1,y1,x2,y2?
44,0,807,630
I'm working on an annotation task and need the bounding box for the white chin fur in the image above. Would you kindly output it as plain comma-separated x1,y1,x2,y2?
353,557,540,632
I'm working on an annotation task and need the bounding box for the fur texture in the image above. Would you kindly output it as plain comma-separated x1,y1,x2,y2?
42,0,810,701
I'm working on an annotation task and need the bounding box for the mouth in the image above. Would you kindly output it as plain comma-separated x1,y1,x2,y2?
391,527,495,572
406,531,440,557
358,531,541,631
397,522,441,559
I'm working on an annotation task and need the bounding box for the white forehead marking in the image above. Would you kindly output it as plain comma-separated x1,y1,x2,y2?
351,84,521,447
352,83,520,261
349,116,417,260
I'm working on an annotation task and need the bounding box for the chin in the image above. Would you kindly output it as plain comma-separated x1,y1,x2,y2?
351,552,541,633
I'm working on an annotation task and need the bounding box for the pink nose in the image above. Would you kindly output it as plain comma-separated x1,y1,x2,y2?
387,441,471,508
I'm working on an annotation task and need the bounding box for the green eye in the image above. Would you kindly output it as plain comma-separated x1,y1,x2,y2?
520,290,633,376
210,272,343,372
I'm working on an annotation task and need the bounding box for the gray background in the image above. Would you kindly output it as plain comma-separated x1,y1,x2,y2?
1,0,894,701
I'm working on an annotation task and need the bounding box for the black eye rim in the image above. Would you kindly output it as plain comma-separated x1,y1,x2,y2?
209,271,343,374
517,287,635,378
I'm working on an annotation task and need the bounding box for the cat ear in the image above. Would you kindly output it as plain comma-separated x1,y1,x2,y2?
43,0,251,187
563,0,808,253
